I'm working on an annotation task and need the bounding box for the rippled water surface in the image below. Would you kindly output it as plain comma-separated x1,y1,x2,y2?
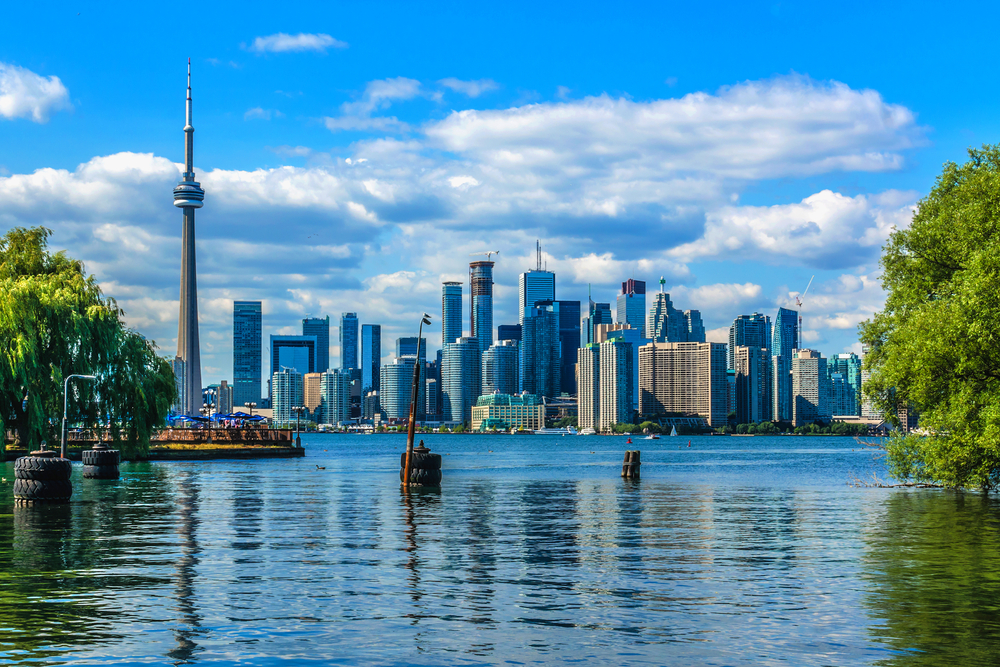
1,434,999,666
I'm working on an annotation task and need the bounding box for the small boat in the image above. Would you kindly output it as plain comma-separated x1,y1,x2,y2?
626,437,632,444
578,427,597,436
669,425,678,437
643,434,660,440
534,426,578,435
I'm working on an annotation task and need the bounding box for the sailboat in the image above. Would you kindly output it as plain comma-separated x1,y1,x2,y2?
669,425,678,437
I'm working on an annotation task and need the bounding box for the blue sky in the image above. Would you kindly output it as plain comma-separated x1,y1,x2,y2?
1,1,993,387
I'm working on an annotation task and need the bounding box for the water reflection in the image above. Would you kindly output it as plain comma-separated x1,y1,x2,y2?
864,491,1000,666
169,469,203,664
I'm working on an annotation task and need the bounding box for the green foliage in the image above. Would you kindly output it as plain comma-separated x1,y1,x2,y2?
452,423,466,433
611,422,641,434
638,421,662,434
554,416,578,428
859,146,1000,490
0,227,175,457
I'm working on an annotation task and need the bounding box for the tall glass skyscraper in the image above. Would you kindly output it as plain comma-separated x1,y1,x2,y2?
470,261,494,353
616,279,646,330
519,270,556,325
729,313,771,369
379,356,426,420
233,301,262,408
302,316,330,372
482,340,519,396
647,278,686,342
361,324,381,393
521,301,561,398
684,310,706,342
442,337,481,425
556,300,581,395
772,306,799,422
271,335,317,377
396,337,427,360
339,312,359,370
442,281,463,346
828,353,862,415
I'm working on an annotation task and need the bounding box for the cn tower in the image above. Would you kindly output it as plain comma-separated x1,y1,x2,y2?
172,59,205,415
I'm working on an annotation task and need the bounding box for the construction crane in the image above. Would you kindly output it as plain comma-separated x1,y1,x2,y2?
796,275,814,335
469,250,500,261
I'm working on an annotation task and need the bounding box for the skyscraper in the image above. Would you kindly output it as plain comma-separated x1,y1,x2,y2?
302,316,330,372
577,344,600,431
442,337,481,425
772,307,799,422
361,324,381,393
173,60,206,416
518,242,556,324
556,300,581,395
616,279,646,329
379,356,426,421
270,335,317,377
482,340,519,396
792,349,830,426
684,310,706,342
599,338,634,430
638,341,728,427
605,327,651,413
585,297,613,345
497,324,522,343
320,369,352,425
442,281,463,346
470,261,494,353
828,353,862,416
729,313,771,369
396,337,427,360
340,313,359,370
734,345,772,423
521,301,562,398
647,277,686,343
271,368,303,425
233,301,262,408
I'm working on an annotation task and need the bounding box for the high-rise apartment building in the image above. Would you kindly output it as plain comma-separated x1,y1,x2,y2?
271,368,303,425
442,282,463,346
339,312,359,370
482,340,519,396
320,369,351,425
521,301,561,398
303,372,323,420
442,337,481,425
829,372,855,417
217,380,234,414
734,345,772,423
860,344,878,419
379,356,426,421
771,307,799,422
270,335,317,377
599,338,634,430
497,324,522,343
470,261,494,353
605,327,651,413
302,316,330,372
617,279,646,330
425,377,438,420
361,324,381,393
828,353,862,416
396,337,427,360
233,301,262,409
729,313,771,369
577,344,600,431
792,349,830,426
638,341,728,427
556,300,581,395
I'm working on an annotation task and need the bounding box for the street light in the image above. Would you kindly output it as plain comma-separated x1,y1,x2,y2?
62,374,96,459
402,313,432,488
244,401,257,418
200,401,215,442
292,406,307,447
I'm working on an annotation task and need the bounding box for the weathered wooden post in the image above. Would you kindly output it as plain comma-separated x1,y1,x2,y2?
621,450,641,480
14,443,72,503
402,313,433,488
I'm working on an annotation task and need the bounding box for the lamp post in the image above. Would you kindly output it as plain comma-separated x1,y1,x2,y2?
402,313,432,489
244,401,257,418
200,402,215,442
62,374,96,459
292,406,306,447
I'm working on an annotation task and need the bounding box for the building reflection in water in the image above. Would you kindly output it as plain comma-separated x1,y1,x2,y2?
168,470,204,665
863,491,1000,666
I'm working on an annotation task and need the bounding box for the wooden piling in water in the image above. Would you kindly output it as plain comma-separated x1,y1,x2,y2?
621,450,641,480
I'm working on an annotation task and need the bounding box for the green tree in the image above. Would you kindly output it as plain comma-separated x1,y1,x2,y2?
860,146,1000,489
0,227,175,458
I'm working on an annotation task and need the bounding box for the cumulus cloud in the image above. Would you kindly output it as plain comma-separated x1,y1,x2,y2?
0,62,72,122
325,77,423,133
244,107,282,120
248,33,348,54
439,78,499,97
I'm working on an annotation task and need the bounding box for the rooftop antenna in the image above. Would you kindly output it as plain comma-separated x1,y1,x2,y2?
659,276,665,293
536,240,542,271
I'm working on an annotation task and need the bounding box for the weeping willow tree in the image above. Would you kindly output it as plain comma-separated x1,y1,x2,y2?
0,227,175,458
860,146,1000,490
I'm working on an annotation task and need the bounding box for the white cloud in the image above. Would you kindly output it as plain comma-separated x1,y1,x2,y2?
248,33,348,54
439,78,499,97
325,77,422,133
244,107,283,120
0,62,72,122
670,282,764,312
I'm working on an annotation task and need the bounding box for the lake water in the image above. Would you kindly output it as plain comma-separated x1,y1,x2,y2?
1,434,999,666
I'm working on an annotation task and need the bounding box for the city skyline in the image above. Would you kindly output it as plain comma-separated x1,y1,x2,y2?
6,3,992,388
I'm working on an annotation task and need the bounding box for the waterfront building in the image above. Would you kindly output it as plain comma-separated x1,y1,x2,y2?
173,61,207,417
828,353,862,415
734,345,772,423
482,339,519,396
470,261,494,353
577,344,600,431
379,356,426,421
605,327,651,413
170,357,186,414
599,338,634,430
361,324,381,393
792,349,830,426
647,277,687,342
233,301,262,408
270,335,317,377
771,307,799,422
617,279,646,330
829,371,856,417
638,341,728,427
729,313,771,370
497,324,521,343
684,310,706,343
272,368,303,425
340,312,359,370
304,372,323,420
556,300,581,395
320,369,351,425
442,282,463,345
471,393,545,432
302,317,330,372
396,337,427,360
521,301,561,398
442,337,481,425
